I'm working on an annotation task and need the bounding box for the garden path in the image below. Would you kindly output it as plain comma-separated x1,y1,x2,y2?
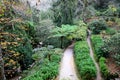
87,29,102,80
59,43,79,80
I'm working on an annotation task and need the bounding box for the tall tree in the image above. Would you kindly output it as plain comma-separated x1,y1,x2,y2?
52,0,77,26
0,45,6,80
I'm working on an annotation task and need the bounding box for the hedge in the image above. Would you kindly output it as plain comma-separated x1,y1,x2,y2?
91,35,109,79
74,41,97,80
99,57,109,79
91,35,104,60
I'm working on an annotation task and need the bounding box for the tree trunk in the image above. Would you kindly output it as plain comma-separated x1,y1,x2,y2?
0,45,6,80
60,37,64,48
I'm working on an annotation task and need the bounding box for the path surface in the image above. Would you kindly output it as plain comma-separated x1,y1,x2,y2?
59,44,79,80
87,30,102,80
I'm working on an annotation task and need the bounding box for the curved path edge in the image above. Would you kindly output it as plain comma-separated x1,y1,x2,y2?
58,43,79,80
87,29,102,80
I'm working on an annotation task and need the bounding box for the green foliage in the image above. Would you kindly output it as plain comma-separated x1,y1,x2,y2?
102,33,120,65
76,21,87,40
0,1,36,78
114,54,120,65
94,0,109,9
116,6,120,17
39,10,54,20
0,22,35,77
23,61,58,80
99,57,109,79
50,23,87,48
17,41,33,69
88,19,107,34
50,25,78,39
97,4,120,18
0,2,5,17
102,33,120,54
74,41,97,80
46,37,70,48
105,28,116,35
35,19,54,44
114,18,120,27
50,24,78,48
52,0,77,26
22,48,62,80
91,35,104,60
103,5,117,16
51,21,87,40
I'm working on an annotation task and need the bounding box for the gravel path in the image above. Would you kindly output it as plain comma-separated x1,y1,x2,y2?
59,44,79,80
87,30,102,80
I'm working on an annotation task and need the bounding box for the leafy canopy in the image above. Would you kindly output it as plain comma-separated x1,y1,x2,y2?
50,21,87,40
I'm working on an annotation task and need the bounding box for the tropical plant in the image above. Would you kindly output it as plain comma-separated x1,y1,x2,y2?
50,25,77,48
50,23,87,48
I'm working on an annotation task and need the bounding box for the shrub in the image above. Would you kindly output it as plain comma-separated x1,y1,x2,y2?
1,21,35,78
105,28,116,35
76,20,87,40
74,41,97,80
102,33,120,65
91,35,104,60
50,23,87,48
103,5,117,17
88,20,107,34
114,54,120,65
99,57,109,79
23,61,59,80
22,48,62,80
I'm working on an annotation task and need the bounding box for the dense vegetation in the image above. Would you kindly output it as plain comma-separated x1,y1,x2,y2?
102,33,120,65
99,57,109,79
91,35,104,60
0,0,35,79
91,35,109,79
22,47,62,80
88,19,107,34
0,0,120,80
74,41,97,80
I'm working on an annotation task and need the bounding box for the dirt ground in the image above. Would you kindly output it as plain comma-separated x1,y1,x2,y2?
106,58,120,77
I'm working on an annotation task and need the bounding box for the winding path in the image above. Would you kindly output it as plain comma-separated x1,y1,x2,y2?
59,43,79,80
87,30,102,80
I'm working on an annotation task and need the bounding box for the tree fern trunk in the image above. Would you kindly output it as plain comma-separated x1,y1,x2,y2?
61,36,64,48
